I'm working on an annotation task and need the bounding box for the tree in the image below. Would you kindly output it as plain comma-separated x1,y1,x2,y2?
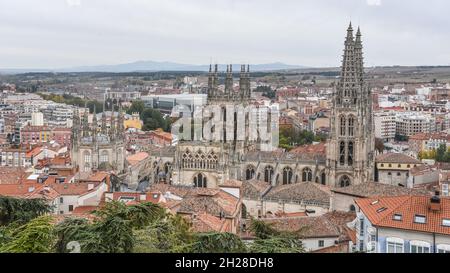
249,236,305,253
248,218,306,253
436,144,446,162
127,100,145,115
133,214,193,253
375,138,385,153
0,197,52,226
186,232,247,253
0,216,55,253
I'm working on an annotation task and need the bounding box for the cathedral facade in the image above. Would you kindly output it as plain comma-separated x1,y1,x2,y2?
147,24,375,189
71,105,126,174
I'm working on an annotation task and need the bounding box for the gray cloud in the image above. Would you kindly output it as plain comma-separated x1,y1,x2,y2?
0,0,449,69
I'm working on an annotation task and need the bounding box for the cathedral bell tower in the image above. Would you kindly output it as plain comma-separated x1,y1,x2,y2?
326,23,375,187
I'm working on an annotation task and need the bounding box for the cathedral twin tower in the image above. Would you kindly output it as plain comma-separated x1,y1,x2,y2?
325,23,375,187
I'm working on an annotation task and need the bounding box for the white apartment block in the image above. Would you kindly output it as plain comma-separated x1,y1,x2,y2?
374,111,396,141
395,113,436,137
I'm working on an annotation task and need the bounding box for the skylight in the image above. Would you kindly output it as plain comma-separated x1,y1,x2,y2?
443,219,450,227
376,207,387,213
371,200,379,205
414,215,426,224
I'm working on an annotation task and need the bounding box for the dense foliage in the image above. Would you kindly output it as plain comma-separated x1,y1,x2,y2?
0,197,305,253
38,93,104,113
126,100,171,131
419,144,450,162
279,128,326,151
0,196,52,226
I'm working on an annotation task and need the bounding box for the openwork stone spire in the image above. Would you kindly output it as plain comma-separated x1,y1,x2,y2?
337,22,360,106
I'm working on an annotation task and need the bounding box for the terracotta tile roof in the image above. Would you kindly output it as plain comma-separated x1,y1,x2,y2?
48,183,99,196
0,183,60,200
189,213,227,233
84,172,109,182
220,179,243,188
311,242,349,253
25,146,43,158
262,216,340,238
109,191,164,204
291,142,327,155
126,152,149,166
0,167,29,184
265,182,331,205
331,182,431,198
178,189,240,218
355,195,450,236
72,205,98,215
376,153,421,164
242,179,272,199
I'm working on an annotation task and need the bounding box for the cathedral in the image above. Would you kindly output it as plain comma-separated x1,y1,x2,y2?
146,23,375,189
71,104,126,174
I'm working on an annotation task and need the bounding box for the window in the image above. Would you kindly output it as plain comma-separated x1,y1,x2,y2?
347,141,354,166
264,166,274,183
60,197,64,203
339,141,345,165
442,219,450,227
410,241,431,253
359,219,364,236
437,244,450,253
376,207,387,213
340,115,346,136
414,215,426,224
340,175,351,187
397,172,401,176
348,116,354,136
393,214,402,221
388,172,392,176
381,164,384,167
193,173,207,188
386,239,404,253
282,167,293,185
318,240,324,247
68,205,74,212
302,168,312,182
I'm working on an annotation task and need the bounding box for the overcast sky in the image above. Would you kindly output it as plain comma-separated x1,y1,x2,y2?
0,0,449,69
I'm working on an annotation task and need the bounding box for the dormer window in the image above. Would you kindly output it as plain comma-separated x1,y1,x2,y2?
414,215,426,224
393,214,402,221
443,219,450,227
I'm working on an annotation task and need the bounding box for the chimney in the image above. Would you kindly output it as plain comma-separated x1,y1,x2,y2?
430,191,441,211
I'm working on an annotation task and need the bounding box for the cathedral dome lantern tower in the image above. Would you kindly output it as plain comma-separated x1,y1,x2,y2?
326,23,375,187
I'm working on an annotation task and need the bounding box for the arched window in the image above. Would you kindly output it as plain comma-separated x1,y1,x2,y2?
349,204,356,212
321,172,326,185
100,150,109,163
302,167,312,182
246,165,255,180
340,175,351,187
348,116,354,136
164,162,171,174
348,141,354,166
339,141,346,165
193,173,207,188
282,167,293,185
264,166,274,183
83,151,91,164
340,115,346,136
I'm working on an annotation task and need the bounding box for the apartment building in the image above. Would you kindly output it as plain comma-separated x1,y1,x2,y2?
354,194,450,253
374,111,396,142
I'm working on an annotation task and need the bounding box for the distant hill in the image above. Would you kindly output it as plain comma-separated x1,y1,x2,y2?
0,61,306,74
58,61,306,73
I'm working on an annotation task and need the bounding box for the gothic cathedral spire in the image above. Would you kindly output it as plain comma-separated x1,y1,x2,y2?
326,23,374,188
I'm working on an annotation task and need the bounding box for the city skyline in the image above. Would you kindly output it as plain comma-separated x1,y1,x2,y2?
1,0,450,69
